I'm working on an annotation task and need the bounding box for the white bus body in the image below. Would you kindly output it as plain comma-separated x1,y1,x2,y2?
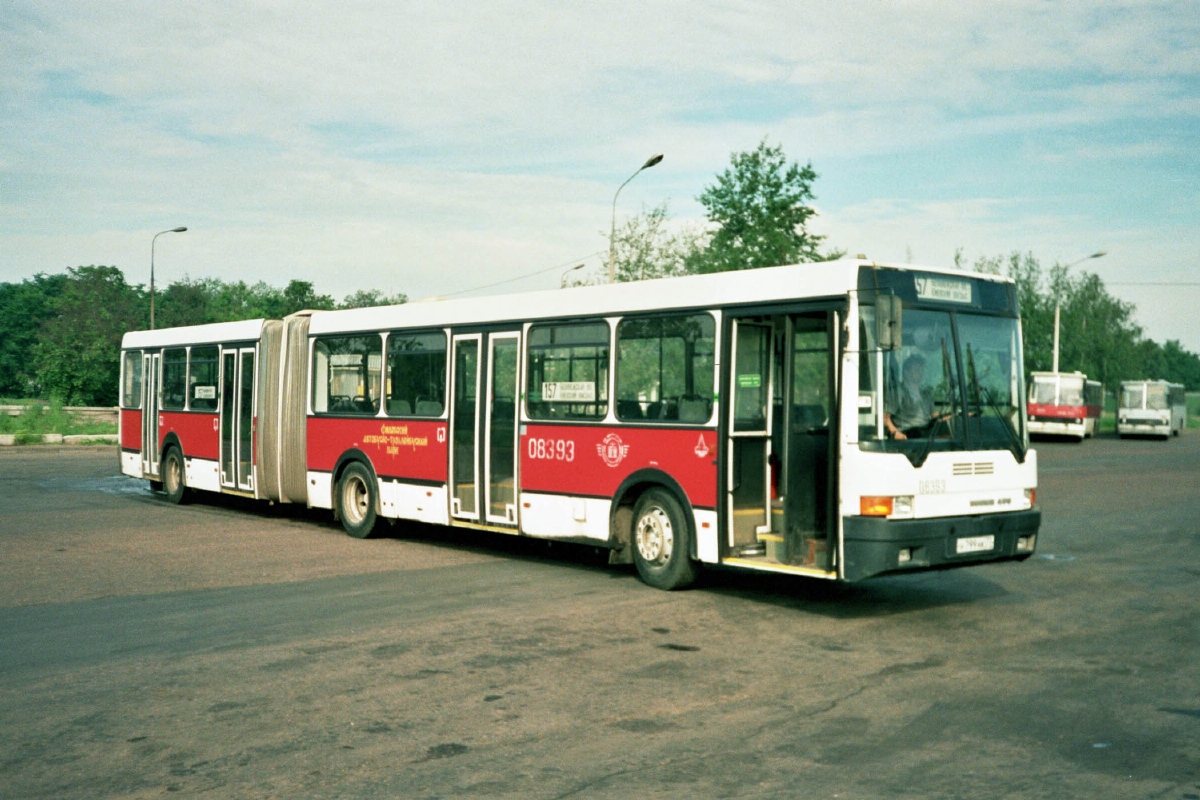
1117,380,1186,439
119,259,1040,590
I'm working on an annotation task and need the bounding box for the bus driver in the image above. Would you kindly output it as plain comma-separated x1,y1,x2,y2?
885,353,949,440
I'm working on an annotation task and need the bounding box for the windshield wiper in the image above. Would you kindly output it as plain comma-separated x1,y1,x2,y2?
966,345,1027,462
912,340,957,467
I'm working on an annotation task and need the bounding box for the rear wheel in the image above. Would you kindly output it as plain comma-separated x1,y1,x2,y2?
632,488,698,590
162,447,189,505
338,462,378,539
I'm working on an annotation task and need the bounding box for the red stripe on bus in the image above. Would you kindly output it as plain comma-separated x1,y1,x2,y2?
158,410,220,460
307,416,449,483
119,408,141,450
521,424,718,509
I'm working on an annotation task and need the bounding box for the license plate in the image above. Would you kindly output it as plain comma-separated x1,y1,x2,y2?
956,535,995,554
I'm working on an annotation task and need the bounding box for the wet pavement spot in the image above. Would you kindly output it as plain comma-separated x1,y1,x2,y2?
207,701,246,713
613,718,677,733
418,743,469,762
1161,707,1200,719
371,643,412,658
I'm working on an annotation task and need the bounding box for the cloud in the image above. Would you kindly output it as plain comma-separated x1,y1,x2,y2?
2,0,1198,348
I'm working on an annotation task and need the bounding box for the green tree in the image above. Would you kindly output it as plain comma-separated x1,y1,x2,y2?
961,251,1200,391
339,289,409,309
610,202,705,283
277,280,336,316
687,139,841,274
35,266,143,405
0,273,68,397
155,276,217,328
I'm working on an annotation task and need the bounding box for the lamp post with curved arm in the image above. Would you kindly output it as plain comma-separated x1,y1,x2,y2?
150,227,188,329
1052,251,1105,372
560,263,585,288
608,154,663,284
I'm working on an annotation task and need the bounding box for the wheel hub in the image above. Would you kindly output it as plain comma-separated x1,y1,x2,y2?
636,506,674,565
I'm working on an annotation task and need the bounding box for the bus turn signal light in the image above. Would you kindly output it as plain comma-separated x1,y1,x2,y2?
860,496,894,516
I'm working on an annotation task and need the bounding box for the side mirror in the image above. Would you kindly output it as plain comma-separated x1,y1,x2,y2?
875,295,902,350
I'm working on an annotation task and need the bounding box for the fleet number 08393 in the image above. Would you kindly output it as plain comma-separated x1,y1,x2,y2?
527,438,575,462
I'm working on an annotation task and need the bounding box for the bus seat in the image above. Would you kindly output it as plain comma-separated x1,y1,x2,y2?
678,396,710,423
617,400,644,420
415,399,443,416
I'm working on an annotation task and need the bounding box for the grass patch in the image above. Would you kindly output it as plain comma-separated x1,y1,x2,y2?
0,400,117,437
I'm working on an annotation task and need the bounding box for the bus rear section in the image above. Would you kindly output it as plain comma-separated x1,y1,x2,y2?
118,316,310,505
1118,380,1186,439
1027,371,1102,441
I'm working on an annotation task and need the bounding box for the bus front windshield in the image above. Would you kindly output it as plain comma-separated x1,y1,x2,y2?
859,305,1027,464
1146,384,1169,410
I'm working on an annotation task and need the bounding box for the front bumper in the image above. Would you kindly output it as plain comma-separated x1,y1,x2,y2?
842,509,1041,582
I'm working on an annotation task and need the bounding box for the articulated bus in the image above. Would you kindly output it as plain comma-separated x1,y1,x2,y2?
1117,380,1186,439
119,259,1040,590
1026,371,1103,440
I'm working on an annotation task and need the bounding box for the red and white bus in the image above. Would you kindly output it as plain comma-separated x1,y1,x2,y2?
1026,371,1103,440
120,259,1040,589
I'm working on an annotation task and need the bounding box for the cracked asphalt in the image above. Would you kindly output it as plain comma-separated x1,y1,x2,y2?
1,437,1198,799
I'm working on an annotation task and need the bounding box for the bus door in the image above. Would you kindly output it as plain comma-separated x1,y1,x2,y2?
220,346,256,492
727,320,774,554
727,314,836,569
141,351,161,476
779,313,835,570
484,332,520,528
450,334,482,521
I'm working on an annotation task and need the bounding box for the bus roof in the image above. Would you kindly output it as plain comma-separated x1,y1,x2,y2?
308,258,1012,336
122,318,271,349
1120,379,1184,388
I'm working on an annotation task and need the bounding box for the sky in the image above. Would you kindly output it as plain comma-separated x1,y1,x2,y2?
3,1,1199,352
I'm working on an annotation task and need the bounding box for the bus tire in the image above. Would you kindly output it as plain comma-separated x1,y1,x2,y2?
338,462,378,539
162,446,189,505
632,488,698,590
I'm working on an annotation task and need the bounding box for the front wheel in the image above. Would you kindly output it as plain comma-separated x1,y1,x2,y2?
632,488,698,590
162,447,189,505
338,462,378,539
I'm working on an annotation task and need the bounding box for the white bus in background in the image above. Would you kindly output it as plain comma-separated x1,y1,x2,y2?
1117,380,1186,439
1026,371,1103,441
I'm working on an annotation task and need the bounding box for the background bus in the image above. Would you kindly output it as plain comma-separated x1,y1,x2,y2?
119,259,1040,590
1117,380,1186,439
1026,371,1102,441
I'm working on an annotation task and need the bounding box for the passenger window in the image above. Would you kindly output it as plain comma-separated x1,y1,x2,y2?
189,345,219,411
122,351,143,409
526,321,609,420
312,334,383,415
161,348,188,411
616,314,715,423
386,331,447,417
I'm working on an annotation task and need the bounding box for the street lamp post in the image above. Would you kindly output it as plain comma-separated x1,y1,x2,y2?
1052,251,1106,372
150,227,188,329
608,154,663,284
560,263,585,288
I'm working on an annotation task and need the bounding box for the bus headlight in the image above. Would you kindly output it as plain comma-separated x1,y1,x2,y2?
893,495,913,517
1024,488,1036,506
